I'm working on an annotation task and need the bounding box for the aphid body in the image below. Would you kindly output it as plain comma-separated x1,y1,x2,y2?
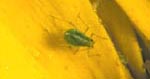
64,29,94,47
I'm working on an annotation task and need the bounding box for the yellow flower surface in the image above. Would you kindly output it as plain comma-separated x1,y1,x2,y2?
1,0,148,79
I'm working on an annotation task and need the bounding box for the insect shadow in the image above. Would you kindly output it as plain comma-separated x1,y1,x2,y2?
43,28,78,52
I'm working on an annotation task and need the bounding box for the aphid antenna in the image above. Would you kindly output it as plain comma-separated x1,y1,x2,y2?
75,12,90,34
90,33,107,40
48,14,77,29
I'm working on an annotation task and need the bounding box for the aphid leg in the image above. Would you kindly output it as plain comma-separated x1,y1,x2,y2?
83,26,89,34
85,33,103,57
61,45,80,54
86,47,101,57
87,52,101,57
73,48,80,54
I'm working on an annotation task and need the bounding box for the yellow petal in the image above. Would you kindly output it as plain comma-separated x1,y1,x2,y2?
95,0,146,79
0,0,133,79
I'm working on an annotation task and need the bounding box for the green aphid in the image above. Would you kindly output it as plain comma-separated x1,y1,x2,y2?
64,29,94,47
118,53,128,65
144,60,150,76
49,14,94,48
